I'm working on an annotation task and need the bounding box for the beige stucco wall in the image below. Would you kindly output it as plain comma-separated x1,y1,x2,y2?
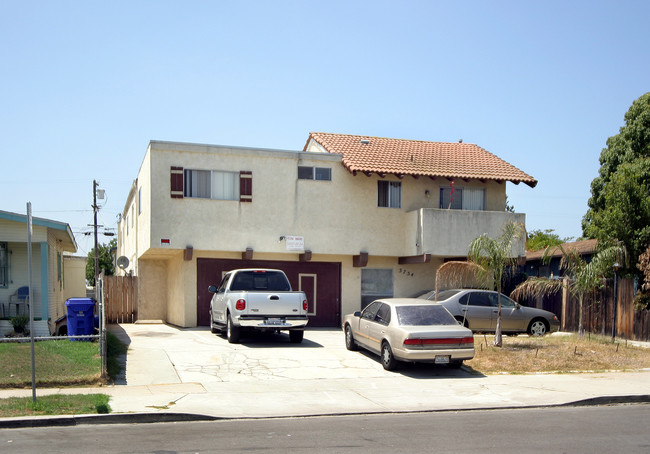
134,248,444,327
137,258,168,321
140,142,509,259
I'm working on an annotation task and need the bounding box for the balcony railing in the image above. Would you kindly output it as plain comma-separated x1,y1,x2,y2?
413,208,526,258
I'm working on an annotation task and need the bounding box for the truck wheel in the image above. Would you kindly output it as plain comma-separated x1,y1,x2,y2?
226,314,240,344
289,329,304,343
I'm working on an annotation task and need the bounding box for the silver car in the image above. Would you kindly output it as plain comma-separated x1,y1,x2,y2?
343,298,475,371
418,289,560,336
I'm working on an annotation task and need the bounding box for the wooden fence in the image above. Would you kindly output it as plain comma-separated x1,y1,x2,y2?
538,278,650,341
102,275,138,323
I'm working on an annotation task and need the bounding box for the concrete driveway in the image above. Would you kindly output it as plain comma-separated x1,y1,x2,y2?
102,323,650,419
108,323,473,386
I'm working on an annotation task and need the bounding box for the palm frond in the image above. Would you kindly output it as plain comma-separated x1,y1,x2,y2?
435,261,492,294
510,277,564,301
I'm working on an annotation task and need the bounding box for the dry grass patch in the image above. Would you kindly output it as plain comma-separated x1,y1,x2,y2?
465,333,650,374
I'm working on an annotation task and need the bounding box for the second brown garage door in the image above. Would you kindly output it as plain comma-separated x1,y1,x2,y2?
197,258,341,327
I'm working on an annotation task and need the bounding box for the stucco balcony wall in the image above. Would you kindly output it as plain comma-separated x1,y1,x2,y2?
415,209,526,258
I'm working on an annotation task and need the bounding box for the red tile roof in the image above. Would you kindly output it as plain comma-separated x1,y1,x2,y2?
526,239,598,260
304,132,537,187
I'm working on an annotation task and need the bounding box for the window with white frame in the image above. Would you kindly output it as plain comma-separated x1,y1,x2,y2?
0,242,8,288
361,268,393,309
298,166,332,181
439,187,485,210
184,169,240,200
378,181,401,208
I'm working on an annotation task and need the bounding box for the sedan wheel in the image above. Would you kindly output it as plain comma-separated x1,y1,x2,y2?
344,324,358,351
381,342,398,371
528,319,548,337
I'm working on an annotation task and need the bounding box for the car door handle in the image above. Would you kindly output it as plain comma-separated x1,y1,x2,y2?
461,309,468,312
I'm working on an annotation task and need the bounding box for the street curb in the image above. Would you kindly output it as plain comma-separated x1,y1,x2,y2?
1,395,649,429
0,412,219,429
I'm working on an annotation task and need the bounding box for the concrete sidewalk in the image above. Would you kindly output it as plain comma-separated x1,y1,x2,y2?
1,323,650,425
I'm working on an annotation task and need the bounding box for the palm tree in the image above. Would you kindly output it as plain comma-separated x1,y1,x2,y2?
511,242,626,337
467,221,526,347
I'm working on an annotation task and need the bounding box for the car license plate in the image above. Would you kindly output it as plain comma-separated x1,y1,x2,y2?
435,355,450,364
266,318,284,325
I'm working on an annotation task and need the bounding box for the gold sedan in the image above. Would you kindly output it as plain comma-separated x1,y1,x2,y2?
343,298,475,371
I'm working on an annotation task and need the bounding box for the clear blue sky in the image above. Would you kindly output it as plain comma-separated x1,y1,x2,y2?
2,1,648,256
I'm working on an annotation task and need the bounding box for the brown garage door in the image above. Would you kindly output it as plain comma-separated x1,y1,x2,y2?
197,258,341,327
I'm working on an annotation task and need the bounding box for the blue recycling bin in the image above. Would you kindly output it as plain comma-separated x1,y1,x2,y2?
65,298,96,341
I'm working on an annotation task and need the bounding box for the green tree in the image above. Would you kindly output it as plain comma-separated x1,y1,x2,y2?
86,238,117,286
526,229,571,252
584,158,650,272
583,92,650,273
467,221,526,347
511,242,626,336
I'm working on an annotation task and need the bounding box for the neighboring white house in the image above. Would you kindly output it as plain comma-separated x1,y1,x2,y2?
117,132,537,328
0,210,78,336
63,254,88,301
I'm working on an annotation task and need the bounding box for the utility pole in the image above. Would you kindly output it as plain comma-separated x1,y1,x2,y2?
93,180,99,301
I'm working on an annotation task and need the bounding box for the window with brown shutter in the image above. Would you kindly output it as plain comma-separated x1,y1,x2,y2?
240,171,252,202
171,166,184,198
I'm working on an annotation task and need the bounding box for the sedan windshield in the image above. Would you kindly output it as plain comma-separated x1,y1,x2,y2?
396,305,458,326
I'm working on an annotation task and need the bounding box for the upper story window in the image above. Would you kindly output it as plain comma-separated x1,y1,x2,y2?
172,167,252,202
439,187,485,211
298,166,332,181
184,169,240,200
0,242,8,288
378,181,401,208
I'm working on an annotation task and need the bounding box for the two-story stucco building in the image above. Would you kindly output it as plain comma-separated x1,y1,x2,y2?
116,132,537,328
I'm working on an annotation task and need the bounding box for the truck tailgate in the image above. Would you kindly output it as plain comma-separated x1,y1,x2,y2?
244,292,305,316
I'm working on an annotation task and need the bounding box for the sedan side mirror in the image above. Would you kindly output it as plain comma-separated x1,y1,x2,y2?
353,311,361,317
208,285,217,293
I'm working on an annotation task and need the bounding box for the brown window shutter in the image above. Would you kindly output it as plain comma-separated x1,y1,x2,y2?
171,166,184,198
240,171,252,202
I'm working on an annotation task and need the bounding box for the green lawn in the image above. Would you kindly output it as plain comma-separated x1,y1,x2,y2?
0,394,110,418
0,340,102,388
0,331,127,418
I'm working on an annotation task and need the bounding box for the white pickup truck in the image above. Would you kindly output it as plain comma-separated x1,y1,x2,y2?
208,268,309,343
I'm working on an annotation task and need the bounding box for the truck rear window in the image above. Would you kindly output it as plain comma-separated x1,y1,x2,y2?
230,271,291,291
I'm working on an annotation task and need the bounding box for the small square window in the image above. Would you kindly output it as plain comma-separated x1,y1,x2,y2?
315,167,331,181
298,166,314,179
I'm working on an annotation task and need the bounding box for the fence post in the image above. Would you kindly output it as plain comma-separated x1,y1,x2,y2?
99,270,107,379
